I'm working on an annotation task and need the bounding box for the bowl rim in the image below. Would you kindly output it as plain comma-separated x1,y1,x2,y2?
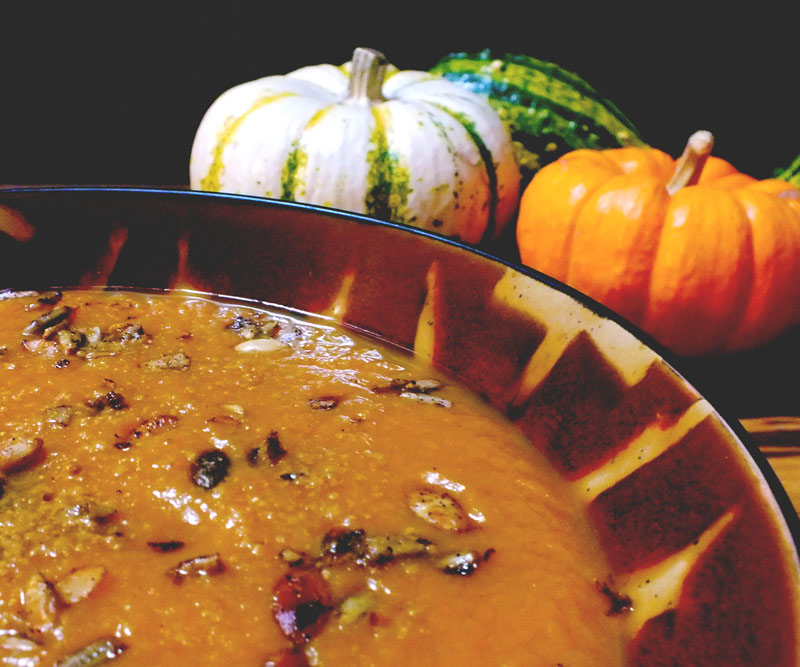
3,184,800,558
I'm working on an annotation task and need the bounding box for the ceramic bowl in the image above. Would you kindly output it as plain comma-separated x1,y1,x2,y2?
1,186,798,665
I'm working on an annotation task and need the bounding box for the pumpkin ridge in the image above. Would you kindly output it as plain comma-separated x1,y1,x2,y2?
711,189,758,350
201,92,296,192
557,154,624,281
567,175,668,326
279,105,336,200
441,107,499,243
364,107,411,222
723,188,800,350
404,102,467,237
280,142,307,201
407,99,492,241
645,188,756,355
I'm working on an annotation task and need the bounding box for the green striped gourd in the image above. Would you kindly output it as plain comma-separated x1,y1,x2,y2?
190,48,520,244
430,49,647,183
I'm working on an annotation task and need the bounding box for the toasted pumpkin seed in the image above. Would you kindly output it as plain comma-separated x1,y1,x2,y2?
55,637,127,667
407,486,471,532
337,591,376,626
142,351,191,371
22,573,57,632
399,392,452,408
168,553,224,583
318,528,433,567
1,634,41,653
22,306,72,339
437,550,481,576
46,404,75,428
235,338,287,353
0,437,43,474
54,565,106,605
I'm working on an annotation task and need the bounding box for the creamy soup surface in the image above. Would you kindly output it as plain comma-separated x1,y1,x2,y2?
0,289,627,666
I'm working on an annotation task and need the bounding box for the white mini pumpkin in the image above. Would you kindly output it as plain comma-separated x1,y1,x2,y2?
189,48,521,243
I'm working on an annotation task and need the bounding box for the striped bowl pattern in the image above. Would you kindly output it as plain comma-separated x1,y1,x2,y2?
1,187,798,665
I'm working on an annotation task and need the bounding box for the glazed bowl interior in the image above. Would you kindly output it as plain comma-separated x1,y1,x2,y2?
1,186,799,665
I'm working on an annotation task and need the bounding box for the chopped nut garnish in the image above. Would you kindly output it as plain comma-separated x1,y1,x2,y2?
272,570,333,646
75,323,148,359
246,447,261,466
318,528,433,567
308,396,340,410
0,436,44,474
87,391,128,412
22,306,72,339
372,378,443,394
66,501,118,530
407,486,472,532
278,548,309,567
266,431,288,464
147,540,185,553
399,392,452,408
372,379,451,406
235,338,287,353
56,329,87,355
117,414,179,445
1,634,41,654
403,379,443,394
55,636,127,666
227,315,280,340
361,534,434,565
337,591,377,626
54,565,106,604
46,404,75,427
208,414,242,427
36,290,63,306
191,450,231,489
437,550,482,576
141,351,191,371
22,573,58,632
168,553,224,584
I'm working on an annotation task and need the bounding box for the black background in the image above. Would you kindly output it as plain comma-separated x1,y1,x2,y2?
1,3,798,187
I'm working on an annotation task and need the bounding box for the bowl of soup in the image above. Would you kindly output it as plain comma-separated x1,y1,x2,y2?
0,187,798,666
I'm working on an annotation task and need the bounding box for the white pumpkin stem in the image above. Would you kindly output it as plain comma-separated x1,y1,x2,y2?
348,47,388,104
666,130,715,195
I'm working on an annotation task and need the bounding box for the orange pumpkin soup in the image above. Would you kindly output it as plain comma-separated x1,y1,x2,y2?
0,289,627,666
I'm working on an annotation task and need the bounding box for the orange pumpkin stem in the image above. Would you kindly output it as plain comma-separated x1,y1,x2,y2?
347,47,388,105
666,130,715,195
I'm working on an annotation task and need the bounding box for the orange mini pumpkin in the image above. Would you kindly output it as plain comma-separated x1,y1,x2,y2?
516,131,800,357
